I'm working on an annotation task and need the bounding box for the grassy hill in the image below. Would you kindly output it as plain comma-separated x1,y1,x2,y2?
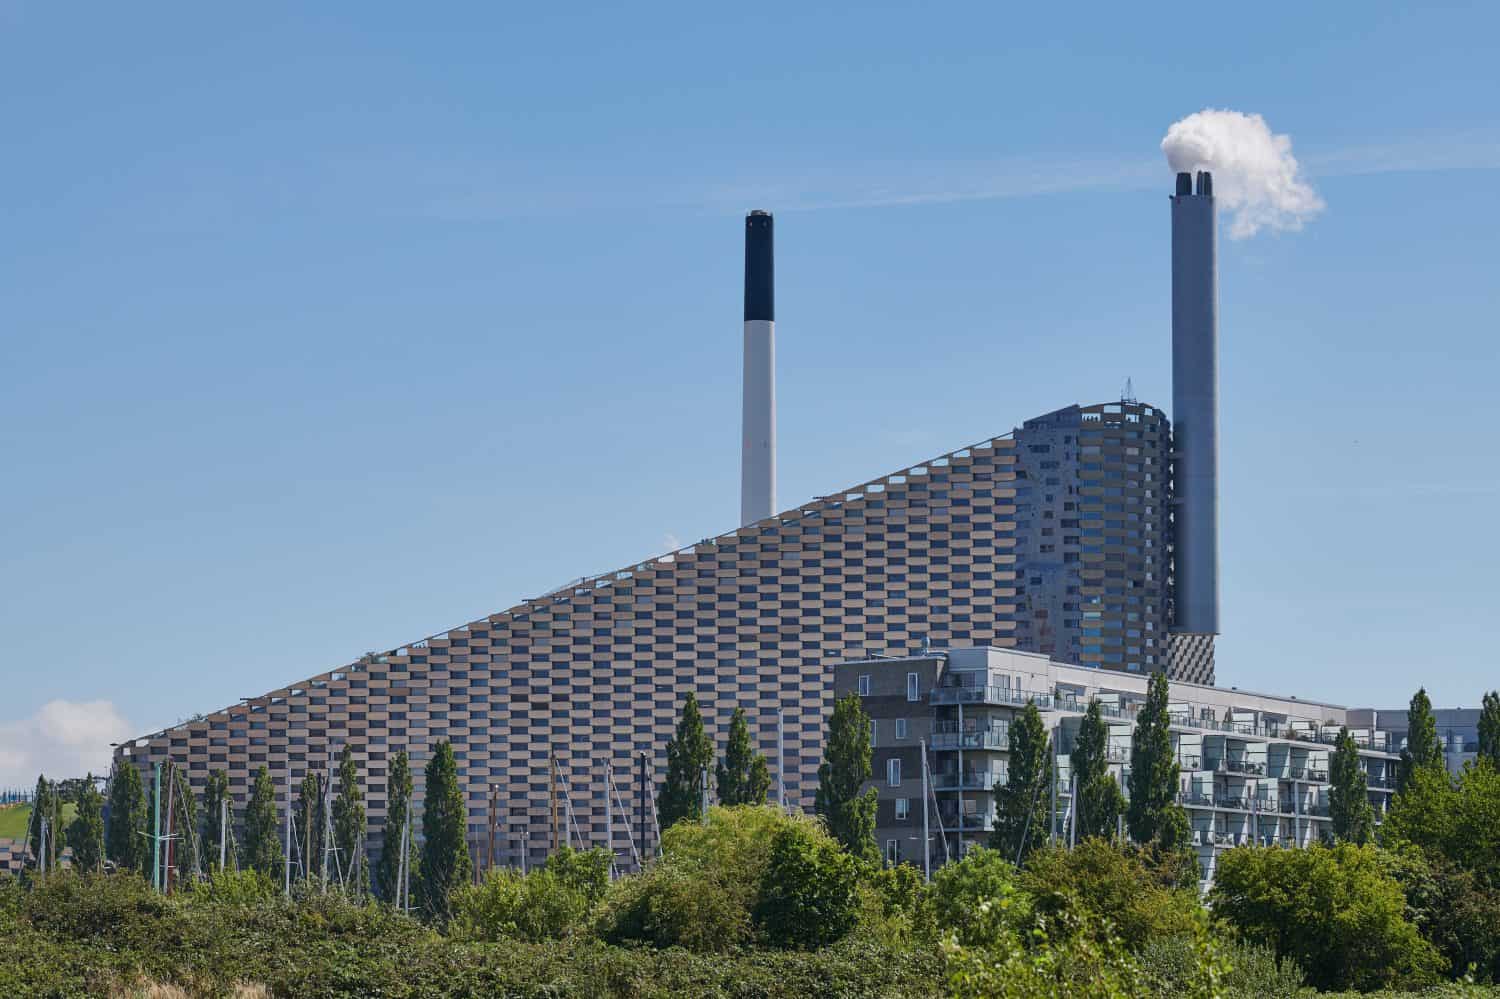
0,803,78,841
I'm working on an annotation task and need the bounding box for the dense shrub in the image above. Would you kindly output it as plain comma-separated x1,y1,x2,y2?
450,867,590,942
926,846,1031,946
1210,843,1446,991
752,823,860,949
942,894,1222,999
1018,839,1201,951
595,859,752,952
596,805,852,952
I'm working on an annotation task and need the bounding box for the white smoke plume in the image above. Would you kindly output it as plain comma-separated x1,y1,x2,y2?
1162,109,1325,239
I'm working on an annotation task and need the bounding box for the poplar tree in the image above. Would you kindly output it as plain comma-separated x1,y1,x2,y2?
716,707,772,806
1398,687,1446,793
1071,699,1125,841
814,693,878,862
1478,690,1500,770
202,770,231,872
298,771,325,880
28,775,61,871
106,760,149,873
990,700,1051,859
169,766,199,886
658,691,714,827
67,776,106,873
1329,727,1374,844
241,766,284,879
332,745,367,894
417,741,471,925
1127,672,1189,849
377,749,414,903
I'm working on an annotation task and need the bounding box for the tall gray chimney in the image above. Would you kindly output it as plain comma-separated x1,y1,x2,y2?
1169,171,1219,681
741,211,775,526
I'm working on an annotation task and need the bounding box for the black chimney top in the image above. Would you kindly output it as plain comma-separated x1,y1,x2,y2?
1176,172,1193,196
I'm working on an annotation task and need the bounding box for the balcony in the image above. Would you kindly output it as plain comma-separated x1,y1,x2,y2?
931,685,1053,709
931,730,1008,752
934,771,1005,791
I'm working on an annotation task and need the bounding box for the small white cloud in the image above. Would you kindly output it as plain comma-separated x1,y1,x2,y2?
662,532,685,553
0,700,134,787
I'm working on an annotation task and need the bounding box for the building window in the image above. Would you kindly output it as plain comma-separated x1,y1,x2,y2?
857,674,871,697
885,839,900,866
870,720,877,745
906,672,920,702
896,718,909,740
895,797,910,820
887,758,901,786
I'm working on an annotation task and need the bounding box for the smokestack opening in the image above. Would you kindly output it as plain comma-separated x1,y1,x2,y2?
1195,170,1213,197
1176,172,1193,196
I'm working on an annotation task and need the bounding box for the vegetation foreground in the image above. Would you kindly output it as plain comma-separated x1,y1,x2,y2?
3,803,1499,999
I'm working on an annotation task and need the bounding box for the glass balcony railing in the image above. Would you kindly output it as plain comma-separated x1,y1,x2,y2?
931,730,1008,751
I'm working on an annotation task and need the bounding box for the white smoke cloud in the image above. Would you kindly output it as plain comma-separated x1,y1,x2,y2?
0,700,134,788
1162,109,1325,239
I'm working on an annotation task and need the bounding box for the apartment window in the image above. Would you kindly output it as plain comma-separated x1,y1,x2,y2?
906,672,920,702
857,674,872,697
887,758,901,786
895,718,909,740
870,720,877,745
885,839,900,866
895,797,910,820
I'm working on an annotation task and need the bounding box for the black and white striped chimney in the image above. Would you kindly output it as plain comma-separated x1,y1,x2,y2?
741,210,775,526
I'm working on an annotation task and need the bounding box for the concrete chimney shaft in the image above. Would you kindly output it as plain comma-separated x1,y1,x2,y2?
1171,174,1220,635
741,211,775,526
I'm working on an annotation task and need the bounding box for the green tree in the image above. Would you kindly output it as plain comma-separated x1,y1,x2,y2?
813,693,878,862
1329,727,1374,845
417,740,472,925
658,691,714,828
332,744,367,893
65,775,105,874
929,846,1029,947
1399,687,1447,793
989,700,1051,861
1479,690,1500,769
297,770,325,881
1018,841,1202,952
28,775,62,871
376,748,414,903
752,823,860,949
1383,759,1500,889
240,765,284,879
715,707,772,806
1127,673,1189,850
106,760,149,873
169,766,199,887
1071,700,1126,841
201,770,231,872
1210,843,1445,992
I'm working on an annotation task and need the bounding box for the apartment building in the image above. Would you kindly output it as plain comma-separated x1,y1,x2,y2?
837,647,1398,883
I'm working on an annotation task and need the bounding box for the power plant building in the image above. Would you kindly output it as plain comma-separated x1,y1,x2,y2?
107,178,1232,877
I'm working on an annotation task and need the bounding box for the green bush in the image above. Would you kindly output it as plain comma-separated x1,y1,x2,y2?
595,860,752,952
595,804,855,953
1220,940,1306,998
1210,842,1447,992
185,867,280,907
753,824,860,949
450,867,590,942
1018,839,1201,951
927,846,1032,947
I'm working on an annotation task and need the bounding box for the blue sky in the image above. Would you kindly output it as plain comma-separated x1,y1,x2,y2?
2,2,1497,783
